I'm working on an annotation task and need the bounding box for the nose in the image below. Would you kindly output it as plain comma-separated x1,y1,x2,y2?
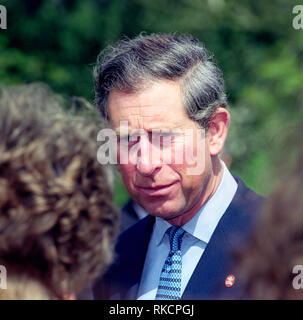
136,135,161,176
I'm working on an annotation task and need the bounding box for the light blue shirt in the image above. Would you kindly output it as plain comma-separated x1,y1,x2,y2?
137,161,238,300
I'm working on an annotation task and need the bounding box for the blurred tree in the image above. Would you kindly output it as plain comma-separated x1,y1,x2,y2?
0,0,302,203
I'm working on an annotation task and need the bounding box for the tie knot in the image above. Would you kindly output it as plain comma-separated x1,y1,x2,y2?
167,226,185,252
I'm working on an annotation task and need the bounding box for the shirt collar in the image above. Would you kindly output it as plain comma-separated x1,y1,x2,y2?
153,161,238,246
133,202,149,219
154,217,172,247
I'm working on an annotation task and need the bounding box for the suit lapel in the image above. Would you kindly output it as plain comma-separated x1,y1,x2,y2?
181,212,233,299
181,176,262,299
111,215,155,299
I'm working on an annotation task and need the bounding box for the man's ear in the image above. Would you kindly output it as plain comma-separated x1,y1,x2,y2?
206,107,230,156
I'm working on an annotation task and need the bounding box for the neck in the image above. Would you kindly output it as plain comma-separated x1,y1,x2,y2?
167,158,224,227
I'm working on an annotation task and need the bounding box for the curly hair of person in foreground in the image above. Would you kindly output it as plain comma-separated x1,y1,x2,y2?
235,126,303,299
0,83,119,299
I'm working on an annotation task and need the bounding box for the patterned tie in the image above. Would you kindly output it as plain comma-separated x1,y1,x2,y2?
155,226,185,300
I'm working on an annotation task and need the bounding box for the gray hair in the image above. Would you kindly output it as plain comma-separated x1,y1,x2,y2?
94,33,227,128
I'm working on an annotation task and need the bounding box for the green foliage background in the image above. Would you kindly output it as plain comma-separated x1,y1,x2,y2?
0,0,302,206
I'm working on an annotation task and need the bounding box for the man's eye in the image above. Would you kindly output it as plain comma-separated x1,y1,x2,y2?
162,136,174,148
162,133,172,139
153,132,170,139
151,133,174,148
119,135,140,144
160,133,173,141
120,135,130,142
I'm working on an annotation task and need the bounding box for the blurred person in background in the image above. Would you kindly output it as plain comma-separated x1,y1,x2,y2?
234,125,303,299
0,83,119,300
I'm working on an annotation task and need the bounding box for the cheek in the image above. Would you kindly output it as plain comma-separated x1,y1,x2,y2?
180,173,207,207
172,155,210,195
170,131,206,163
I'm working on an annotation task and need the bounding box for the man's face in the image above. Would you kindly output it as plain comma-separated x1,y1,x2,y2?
108,80,213,224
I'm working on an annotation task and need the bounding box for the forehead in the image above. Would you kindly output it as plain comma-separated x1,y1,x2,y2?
108,80,189,131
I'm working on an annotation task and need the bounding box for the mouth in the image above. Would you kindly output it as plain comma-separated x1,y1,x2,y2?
136,182,178,196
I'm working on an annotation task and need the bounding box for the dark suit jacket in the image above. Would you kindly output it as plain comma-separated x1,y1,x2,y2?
120,199,141,233
93,176,263,300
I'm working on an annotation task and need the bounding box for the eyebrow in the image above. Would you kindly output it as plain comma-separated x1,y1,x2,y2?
115,126,184,138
